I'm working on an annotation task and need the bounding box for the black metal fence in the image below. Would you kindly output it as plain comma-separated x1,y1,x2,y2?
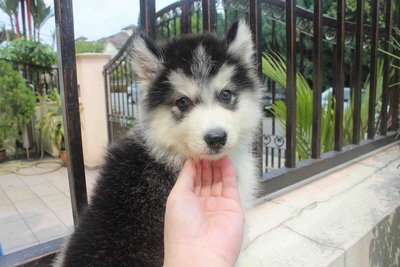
112,0,400,177
1,58,59,159
2,59,59,96
104,35,138,142
139,0,400,195
4,0,399,265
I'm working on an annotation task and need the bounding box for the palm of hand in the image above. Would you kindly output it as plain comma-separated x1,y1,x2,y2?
165,158,244,266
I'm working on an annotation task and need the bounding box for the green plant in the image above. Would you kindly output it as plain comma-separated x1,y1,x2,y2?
75,40,104,54
0,38,56,67
36,90,65,151
0,60,36,149
263,53,383,161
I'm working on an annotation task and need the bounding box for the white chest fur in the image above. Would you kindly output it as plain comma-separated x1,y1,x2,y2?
229,149,258,210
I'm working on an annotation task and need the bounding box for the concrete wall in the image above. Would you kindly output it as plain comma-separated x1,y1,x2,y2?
76,53,110,168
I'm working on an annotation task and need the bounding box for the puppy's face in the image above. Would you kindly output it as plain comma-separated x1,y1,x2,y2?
132,20,261,161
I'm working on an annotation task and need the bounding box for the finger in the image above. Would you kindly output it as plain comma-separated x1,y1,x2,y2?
211,160,223,196
194,161,202,196
200,160,213,197
220,156,240,201
171,160,197,194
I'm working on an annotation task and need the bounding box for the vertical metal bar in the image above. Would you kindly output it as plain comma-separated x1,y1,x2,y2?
167,19,170,37
196,9,200,33
124,60,130,119
54,0,87,227
312,0,322,159
299,33,304,74
368,0,379,139
250,0,262,77
224,7,228,33
265,146,269,172
249,0,263,174
380,0,393,135
140,0,156,39
391,3,400,131
202,0,217,33
181,0,190,34
173,17,177,36
116,62,122,124
103,69,111,143
335,0,345,151
285,0,297,167
353,0,364,144
278,148,282,168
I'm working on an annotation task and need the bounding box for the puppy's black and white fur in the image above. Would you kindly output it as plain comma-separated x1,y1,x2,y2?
54,20,261,267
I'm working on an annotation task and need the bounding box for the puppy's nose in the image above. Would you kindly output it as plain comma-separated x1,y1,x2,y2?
204,128,227,149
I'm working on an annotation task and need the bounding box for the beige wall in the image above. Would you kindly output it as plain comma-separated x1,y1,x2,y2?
76,53,110,168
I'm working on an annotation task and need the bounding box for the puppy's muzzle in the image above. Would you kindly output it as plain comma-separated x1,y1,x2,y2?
204,128,227,152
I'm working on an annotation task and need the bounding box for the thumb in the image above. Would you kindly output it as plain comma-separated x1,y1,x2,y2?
171,160,197,194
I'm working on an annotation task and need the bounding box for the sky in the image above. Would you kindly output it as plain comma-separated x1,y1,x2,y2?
0,0,176,45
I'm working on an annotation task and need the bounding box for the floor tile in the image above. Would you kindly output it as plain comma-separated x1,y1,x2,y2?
50,179,70,193
56,168,68,178
29,183,61,197
14,198,53,218
0,175,25,191
40,171,66,183
25,213,69,243
55,209,74,229
4,241,39,255
41,194,71,212
0,189,10,205
4,186,37,202
0,219,38,252
18,175,48,186
0,202,21,224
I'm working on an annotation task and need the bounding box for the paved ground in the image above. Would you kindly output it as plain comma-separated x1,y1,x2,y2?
0,141,398,257
0,160,99,255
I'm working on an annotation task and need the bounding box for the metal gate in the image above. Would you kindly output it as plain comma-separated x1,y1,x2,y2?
103,35,139,143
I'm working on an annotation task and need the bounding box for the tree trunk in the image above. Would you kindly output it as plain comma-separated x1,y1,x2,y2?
27,0,32,39
20,0,27,38
14,13,21,38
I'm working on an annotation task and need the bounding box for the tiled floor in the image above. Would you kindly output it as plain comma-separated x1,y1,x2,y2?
0,160,98,255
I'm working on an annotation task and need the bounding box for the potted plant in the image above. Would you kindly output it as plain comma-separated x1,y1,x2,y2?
36,90,67,165
0,60,36,162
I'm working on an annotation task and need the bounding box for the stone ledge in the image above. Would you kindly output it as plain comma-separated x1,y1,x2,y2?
238,142,400,267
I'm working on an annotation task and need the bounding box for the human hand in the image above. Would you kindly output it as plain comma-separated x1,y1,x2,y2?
164,156,244,267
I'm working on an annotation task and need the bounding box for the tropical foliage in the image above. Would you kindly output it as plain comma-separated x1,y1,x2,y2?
0,0,53,41
263,53,383,161
0,38,56,67
0,60,36,149
36,90,65,151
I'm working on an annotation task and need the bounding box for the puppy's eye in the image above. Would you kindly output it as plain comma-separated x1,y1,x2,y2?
176,97,191,112
219,90,232,103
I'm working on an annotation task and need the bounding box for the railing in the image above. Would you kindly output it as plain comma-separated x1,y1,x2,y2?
141,0,400,194
3,0,399,265
104,35,138,143
0,58,59,159
1,58,59,96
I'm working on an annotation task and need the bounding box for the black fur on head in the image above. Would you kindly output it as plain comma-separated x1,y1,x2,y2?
131,19,256,111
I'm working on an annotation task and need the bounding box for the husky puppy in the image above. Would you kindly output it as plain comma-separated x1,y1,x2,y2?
54,20,261,267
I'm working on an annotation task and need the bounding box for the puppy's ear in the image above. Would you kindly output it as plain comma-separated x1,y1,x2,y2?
226,19,254,65
131,34,163,81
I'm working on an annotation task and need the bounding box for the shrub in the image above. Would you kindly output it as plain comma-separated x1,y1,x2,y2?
263,53,383,161
0,60,36,149
0,38,56,67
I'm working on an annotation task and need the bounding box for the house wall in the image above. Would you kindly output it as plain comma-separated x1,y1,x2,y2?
103,42,118,58
76,53,110,168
